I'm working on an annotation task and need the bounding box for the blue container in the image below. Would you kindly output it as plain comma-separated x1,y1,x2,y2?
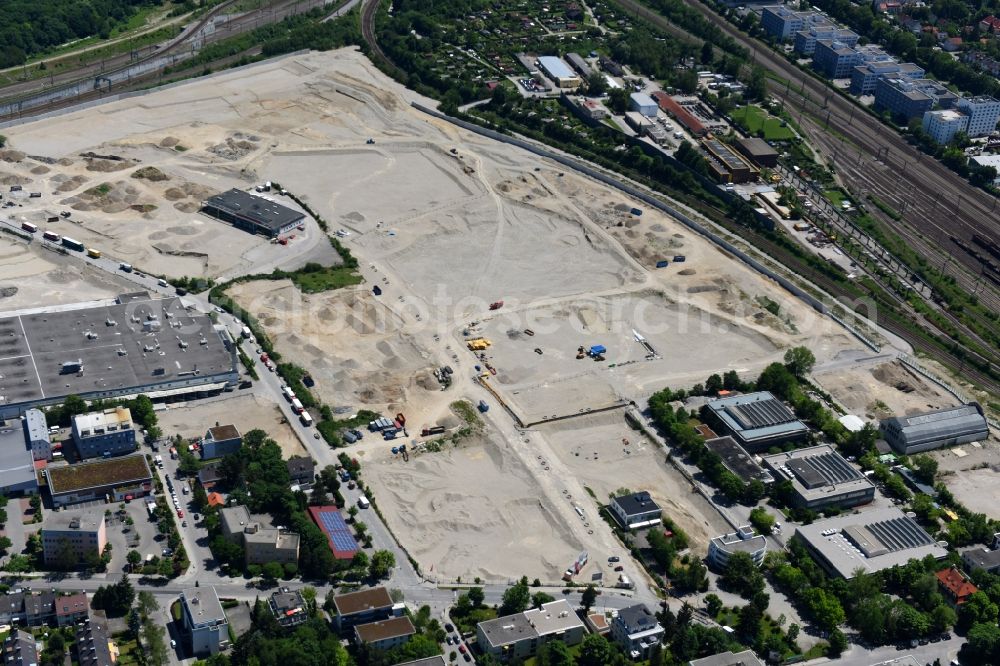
630,207,643,216
655,260,669,268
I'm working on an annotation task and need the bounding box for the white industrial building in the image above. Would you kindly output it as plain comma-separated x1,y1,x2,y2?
629,92,658,117
537,56,581,88
971,154,1000,184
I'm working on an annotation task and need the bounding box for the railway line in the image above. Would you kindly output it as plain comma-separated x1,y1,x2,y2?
0,0,338,121
612,0,1000,313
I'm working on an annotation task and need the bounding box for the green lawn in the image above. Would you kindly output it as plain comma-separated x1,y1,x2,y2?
823,189,848,208
731,105,795,141
289,266,362,293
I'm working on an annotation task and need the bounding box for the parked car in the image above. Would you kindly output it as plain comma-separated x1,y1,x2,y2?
608,556,620,562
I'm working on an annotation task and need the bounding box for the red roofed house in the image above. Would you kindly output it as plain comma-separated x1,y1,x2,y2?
982,16,1000,32
936,566,978,606
207,492,225,508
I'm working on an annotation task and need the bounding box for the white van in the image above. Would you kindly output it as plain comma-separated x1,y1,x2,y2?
157,278,168,287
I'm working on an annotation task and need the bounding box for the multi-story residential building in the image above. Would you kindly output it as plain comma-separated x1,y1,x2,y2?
23,408,51,461
201,425,242,460
180,587,229,656
708,526,767,570
75,616,114,666
269,589,308,629
354,616,416,652
1,628,38,666
922,109,969,144
42,511,107,567
331,587,396,631
476,599,585,663
956,96,1000,137
219,505,300,565
813,40,862,78
610,605,665,660
71,407,136,460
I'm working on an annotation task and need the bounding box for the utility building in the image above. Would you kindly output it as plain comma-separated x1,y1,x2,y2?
703,391,808,452
608,492,662,530
762,445,875,510
537,56,581,88
202,189,304,237
0,421,38,496
880,404,989,454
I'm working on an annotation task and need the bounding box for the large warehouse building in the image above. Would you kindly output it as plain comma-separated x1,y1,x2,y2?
201,189,304,237
0,294,239,419
46,453,153,507
703,392,809,452
762,445,875,510
795,507,947,578
880,404,989,454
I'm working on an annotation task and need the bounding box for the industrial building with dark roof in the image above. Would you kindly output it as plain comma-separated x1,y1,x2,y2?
201,189,304,237
880,403,989,454
794,507,947,578
703,392,809,451
702,139,760,184
0,295,238,419
705,436,774,485
608,492,662,530
735,137,780,168
762,444,875,510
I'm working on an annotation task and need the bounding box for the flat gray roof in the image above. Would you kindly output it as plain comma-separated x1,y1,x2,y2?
182,586,226,626
478,611,537,648
705,436,774,484
0,423,34,490
762,445,873,501
795,507,947,578
689,650,764,666
44,508,103,532
0,296,235,411
523,600,584,637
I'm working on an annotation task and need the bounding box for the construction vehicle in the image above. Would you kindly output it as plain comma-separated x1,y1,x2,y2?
467,338,491,351
422,425,446,436
489,300,504,310
477,400,489,413
524,329,535,336
366,138,375,145
395,412,406,427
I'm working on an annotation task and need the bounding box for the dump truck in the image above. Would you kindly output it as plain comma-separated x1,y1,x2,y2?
421,425,446,436
467,338,491,351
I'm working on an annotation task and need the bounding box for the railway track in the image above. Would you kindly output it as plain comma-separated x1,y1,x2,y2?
0,0,338,121
613,0,1000,311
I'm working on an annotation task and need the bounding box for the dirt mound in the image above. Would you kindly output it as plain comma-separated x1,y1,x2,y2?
85,158,137,172
173,201,200,213
29,165,50,175
131,204,158,213
159,136,179,148
52,174,89,193
678,268,697,275
873,362,922,394
208,134,259,160
0,286,17,298
0,171,31,186
131,166,169,181
0,150,25,162
76,180,156,213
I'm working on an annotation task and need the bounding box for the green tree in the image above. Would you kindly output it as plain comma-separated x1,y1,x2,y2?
803,587,845,631
581,585,598,613
586,72,607,97
783,346,816,376
137,591,158,619
538,639,575,666
608,87,629,113
705,593,723,617
700,41,715,65
749,507,776,535
468,586,485,608
912,455,938,485
499,577,531,616
369,550,395,580
142,620,168,666
532,591,556,608
575,633,618,666
720,551,765,599
262,561,283,582
828,627,848,656
127,549,142,572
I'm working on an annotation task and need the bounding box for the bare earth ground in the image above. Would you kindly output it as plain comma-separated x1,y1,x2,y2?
155,393,305,459
0,49,877,582
361,426,584,582
813,360,959,421
0,237,128,308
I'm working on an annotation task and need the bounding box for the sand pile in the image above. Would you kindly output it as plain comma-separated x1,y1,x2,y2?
85,157,136,172
52,174,89,193
159,136,179,148
0,150,25,162
0,171,31,185
69,180,152,214
30,165,50,175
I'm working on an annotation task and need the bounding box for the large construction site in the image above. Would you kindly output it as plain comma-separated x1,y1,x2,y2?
0,48,877,583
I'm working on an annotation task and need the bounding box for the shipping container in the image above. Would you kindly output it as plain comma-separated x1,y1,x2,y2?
630,207,643,216
61,237,85,252
299,412,313,426
86,248,101,258
43,230,61,242
20,222,37,233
